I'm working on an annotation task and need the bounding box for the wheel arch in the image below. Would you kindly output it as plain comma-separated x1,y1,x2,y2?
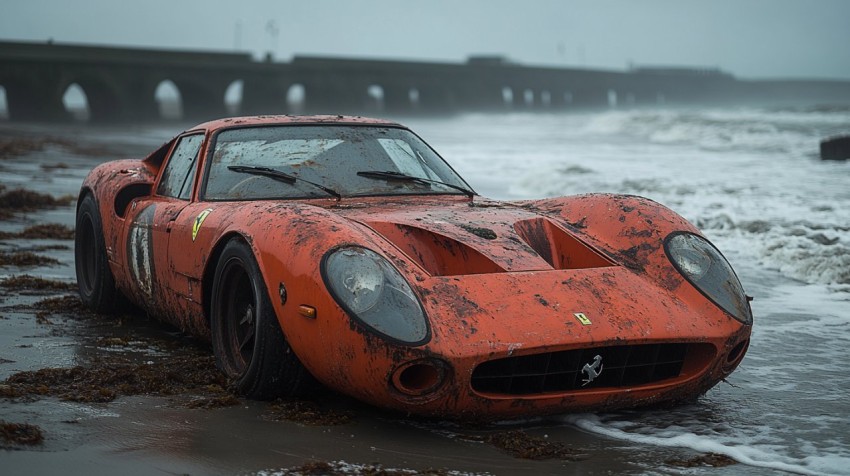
77,186,94,212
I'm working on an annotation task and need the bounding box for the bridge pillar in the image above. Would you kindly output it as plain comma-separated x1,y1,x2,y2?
457,84,504,111
2,74,69,122
301,80,363,114
124,79,161,122
242,75,287,115
569,87,609,108
176,81,228,121
383,86,414,114
414,84,457,113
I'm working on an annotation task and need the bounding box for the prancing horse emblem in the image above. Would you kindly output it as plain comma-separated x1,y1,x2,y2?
581,355,603,386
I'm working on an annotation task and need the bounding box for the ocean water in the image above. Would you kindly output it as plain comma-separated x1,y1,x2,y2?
408,107,850,475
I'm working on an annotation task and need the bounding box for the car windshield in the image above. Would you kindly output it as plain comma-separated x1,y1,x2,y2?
203,125,473,200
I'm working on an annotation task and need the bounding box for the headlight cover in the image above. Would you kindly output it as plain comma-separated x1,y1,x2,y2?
665,232,752,325
322,246,430,345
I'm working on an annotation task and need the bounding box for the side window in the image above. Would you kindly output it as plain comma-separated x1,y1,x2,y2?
156,134,204,199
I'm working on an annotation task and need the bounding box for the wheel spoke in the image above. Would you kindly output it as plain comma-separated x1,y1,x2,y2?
238,325,255,352
239,305,254,326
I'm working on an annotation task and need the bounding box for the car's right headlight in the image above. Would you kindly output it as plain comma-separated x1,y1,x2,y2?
321,246,430,345
665,232,753,325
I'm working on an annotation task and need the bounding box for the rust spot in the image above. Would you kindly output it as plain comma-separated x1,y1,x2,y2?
616,243,658,272
568,216,587,229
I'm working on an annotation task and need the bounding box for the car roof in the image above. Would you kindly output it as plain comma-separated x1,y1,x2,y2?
192,115,404,132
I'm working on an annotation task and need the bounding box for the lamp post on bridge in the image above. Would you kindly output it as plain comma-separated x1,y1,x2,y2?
265,20,279,61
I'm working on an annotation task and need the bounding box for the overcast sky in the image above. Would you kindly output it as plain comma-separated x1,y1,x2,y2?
3,0,849,79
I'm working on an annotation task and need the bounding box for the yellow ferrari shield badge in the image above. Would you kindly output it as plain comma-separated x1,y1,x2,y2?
192,209,213,242
574,312,592,325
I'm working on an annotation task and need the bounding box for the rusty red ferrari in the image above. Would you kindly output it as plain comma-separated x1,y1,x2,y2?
75,115,752,419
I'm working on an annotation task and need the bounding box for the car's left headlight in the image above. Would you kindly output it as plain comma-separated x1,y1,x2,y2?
664,232,752,325
322,246,430,345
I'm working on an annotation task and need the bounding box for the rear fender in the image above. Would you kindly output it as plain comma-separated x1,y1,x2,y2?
79,159,157,278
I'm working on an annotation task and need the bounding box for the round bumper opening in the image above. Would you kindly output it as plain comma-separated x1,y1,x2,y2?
724,339,749,370
391,359,447,397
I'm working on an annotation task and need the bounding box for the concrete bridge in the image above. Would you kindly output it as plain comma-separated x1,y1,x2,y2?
1,40,849,123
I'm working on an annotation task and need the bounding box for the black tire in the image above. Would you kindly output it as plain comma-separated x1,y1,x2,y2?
75,193,122,313
210,239,313,399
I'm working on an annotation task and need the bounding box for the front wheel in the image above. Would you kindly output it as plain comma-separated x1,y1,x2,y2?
210,238,313,399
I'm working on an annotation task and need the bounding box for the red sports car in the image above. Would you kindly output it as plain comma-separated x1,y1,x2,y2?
75,115,752,419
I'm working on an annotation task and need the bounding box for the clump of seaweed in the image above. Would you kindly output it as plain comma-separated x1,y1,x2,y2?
95,336,131,347
0,188,74,210
0,275,75,291
666,453,737,468
0,224,75,240
0,251,60,268
483,430,586,461
32,295,91,320
0,421,44,445
263,399,353,426
41,163,70,171
0,137,117,160
185,394,242,409
0,138,47,160
283,461,337,475
279,461,454,475
2,355,227,403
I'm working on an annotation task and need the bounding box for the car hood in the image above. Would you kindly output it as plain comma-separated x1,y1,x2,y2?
329,197,616,276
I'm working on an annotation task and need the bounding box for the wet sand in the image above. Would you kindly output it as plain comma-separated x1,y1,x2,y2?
0,123,736,475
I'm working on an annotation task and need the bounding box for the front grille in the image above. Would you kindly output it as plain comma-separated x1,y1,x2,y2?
471,343,689,395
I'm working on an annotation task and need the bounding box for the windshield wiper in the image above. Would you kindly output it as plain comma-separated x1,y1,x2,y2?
228,165,341,200
356,170,475,198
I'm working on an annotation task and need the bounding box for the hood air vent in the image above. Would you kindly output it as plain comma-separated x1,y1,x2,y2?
514,218,614,270
367,222,505,276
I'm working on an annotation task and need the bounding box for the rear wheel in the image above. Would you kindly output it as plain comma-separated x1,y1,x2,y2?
75,193,122,313
210,239,312,399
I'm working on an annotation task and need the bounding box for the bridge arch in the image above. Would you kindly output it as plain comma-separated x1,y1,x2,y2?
408,88,420,108
155,80,183,120
224,80,243,115
153,77,229,121
366,84,385,112
501,87,514,108
540,90,552,108
0,85,7,120
55,76,123,123
62,83,89,122
286,83,306,114
522,88,535,107
607,89,618,108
